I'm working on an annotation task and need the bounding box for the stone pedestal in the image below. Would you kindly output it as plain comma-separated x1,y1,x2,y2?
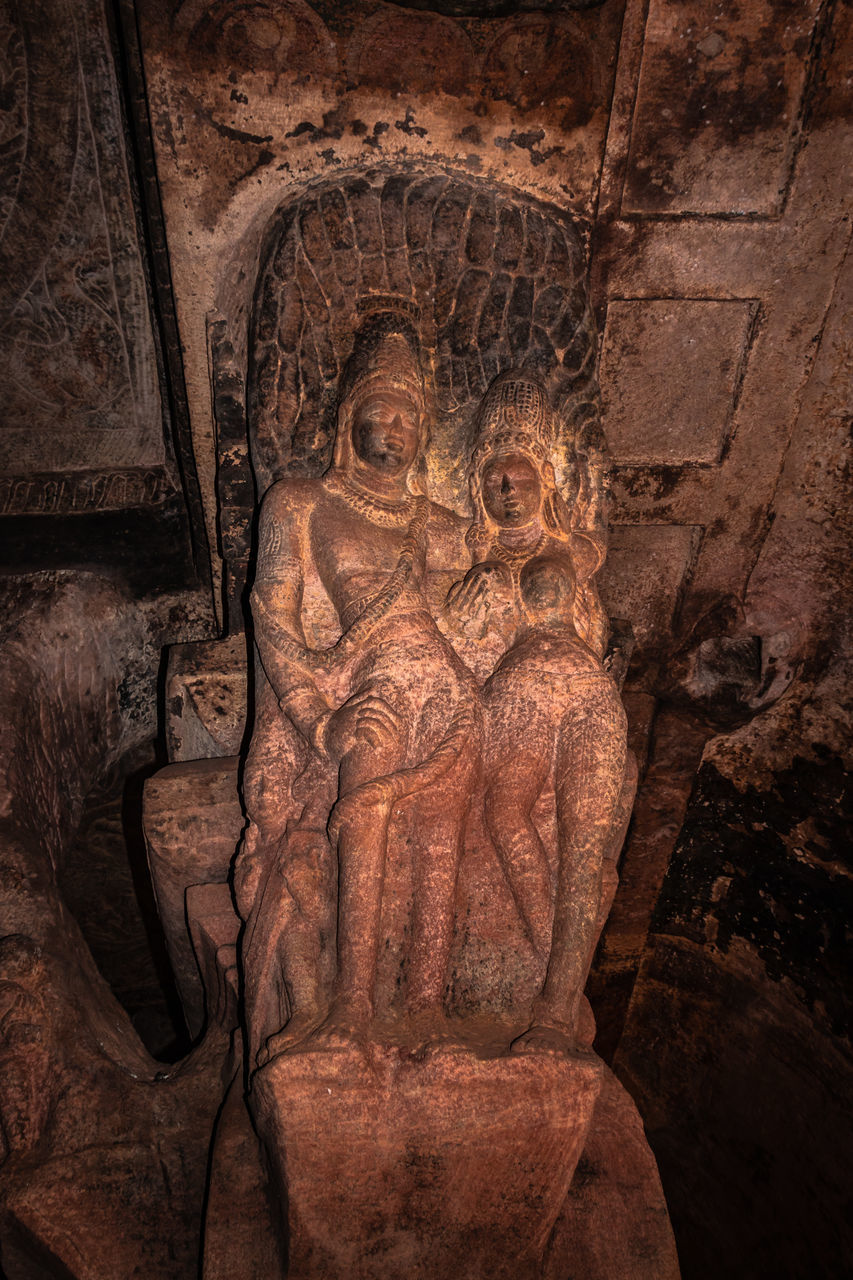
251,1043,602,1280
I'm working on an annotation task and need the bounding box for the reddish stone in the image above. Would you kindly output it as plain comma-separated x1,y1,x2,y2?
252,1045,602,1280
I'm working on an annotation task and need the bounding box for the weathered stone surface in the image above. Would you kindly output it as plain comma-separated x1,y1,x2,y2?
186,881,241,1030
0,0,163,488
200,1040,679,1280
253,1046,602,1280
60,738,183,1056
0,0,208,594
599,209,853,1272
600,299,755,465
545,1066,680,1280
0,575,222,1278
144,757,242,1037
622,0,823,216
599,525,700,655
202,1074,283,1280
3,0,851,1273
617,935,853,1280
165,636,249,762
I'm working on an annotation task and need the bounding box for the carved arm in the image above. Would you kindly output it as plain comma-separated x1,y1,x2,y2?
251,482,332,752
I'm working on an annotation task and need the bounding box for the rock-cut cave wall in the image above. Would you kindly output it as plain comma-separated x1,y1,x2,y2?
0,0,851,1277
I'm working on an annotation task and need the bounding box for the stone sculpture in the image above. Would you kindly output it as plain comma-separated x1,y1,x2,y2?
446,372,630,1053
236,308,628,1072
230,313,643,1277
236,307,481,1066
141,177,678,1279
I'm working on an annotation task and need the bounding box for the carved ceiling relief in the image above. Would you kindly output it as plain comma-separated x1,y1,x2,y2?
139,0,620,252
0,0,171,516
171,0,613,127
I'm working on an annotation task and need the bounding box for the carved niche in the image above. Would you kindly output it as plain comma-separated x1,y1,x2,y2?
211,172,601,620
146,170,678,1279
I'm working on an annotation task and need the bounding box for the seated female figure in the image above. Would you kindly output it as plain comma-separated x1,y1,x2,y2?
449,373,630,1053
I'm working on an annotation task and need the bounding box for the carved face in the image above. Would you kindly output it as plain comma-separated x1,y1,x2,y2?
481,453,541,527
351,390,421,477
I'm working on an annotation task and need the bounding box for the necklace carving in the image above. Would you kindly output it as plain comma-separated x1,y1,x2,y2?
324,471,418,527
490,529,548,582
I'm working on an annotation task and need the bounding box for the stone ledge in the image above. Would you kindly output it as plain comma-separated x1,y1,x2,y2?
253,1044,602,1280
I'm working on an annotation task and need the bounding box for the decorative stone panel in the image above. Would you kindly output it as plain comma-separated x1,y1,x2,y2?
622,0,823,216
600,299,756,465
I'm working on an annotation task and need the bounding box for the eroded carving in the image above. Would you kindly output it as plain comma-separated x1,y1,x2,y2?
221,275,651,1270
0,0,168,510
235,302,630,1076
237,308,481,1065
214,173,599,618
136,175,677,1277
447,372,629,1054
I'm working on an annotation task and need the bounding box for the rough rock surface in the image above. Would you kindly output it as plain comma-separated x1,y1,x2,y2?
0,0,850,1274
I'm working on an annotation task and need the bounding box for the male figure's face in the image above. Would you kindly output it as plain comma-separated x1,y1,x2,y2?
481,452,541,527
351,391,421,477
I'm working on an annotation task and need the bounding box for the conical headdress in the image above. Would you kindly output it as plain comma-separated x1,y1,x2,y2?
332,308,429,480
470,370,558,472
345,331,425,409
338,307,426,413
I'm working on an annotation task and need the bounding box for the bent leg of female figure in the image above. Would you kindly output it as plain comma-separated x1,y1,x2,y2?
484,702,554,959
514,679,627,1052
594,747,638,946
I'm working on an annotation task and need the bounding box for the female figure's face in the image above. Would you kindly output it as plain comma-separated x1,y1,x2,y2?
481,453,541,527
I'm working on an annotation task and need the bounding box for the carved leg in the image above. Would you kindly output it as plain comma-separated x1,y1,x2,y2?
255,828,338,1063
513,680,626,1056
239,824,291,1069
308,737,403,1051
484,750,554,960
405,804,466,1033
483,678,556,958
402,697,482,1047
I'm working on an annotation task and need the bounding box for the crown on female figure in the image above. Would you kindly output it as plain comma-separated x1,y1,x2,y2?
471,370,558,467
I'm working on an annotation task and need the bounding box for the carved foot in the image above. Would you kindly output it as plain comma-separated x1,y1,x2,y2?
300,1001,374,1055
408,1009,471,1058
510,1020,576,1056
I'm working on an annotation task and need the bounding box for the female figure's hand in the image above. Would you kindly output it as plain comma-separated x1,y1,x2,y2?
445,561,514,638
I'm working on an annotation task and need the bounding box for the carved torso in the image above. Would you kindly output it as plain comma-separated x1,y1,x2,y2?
310,491,426,623
258,475,468,650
